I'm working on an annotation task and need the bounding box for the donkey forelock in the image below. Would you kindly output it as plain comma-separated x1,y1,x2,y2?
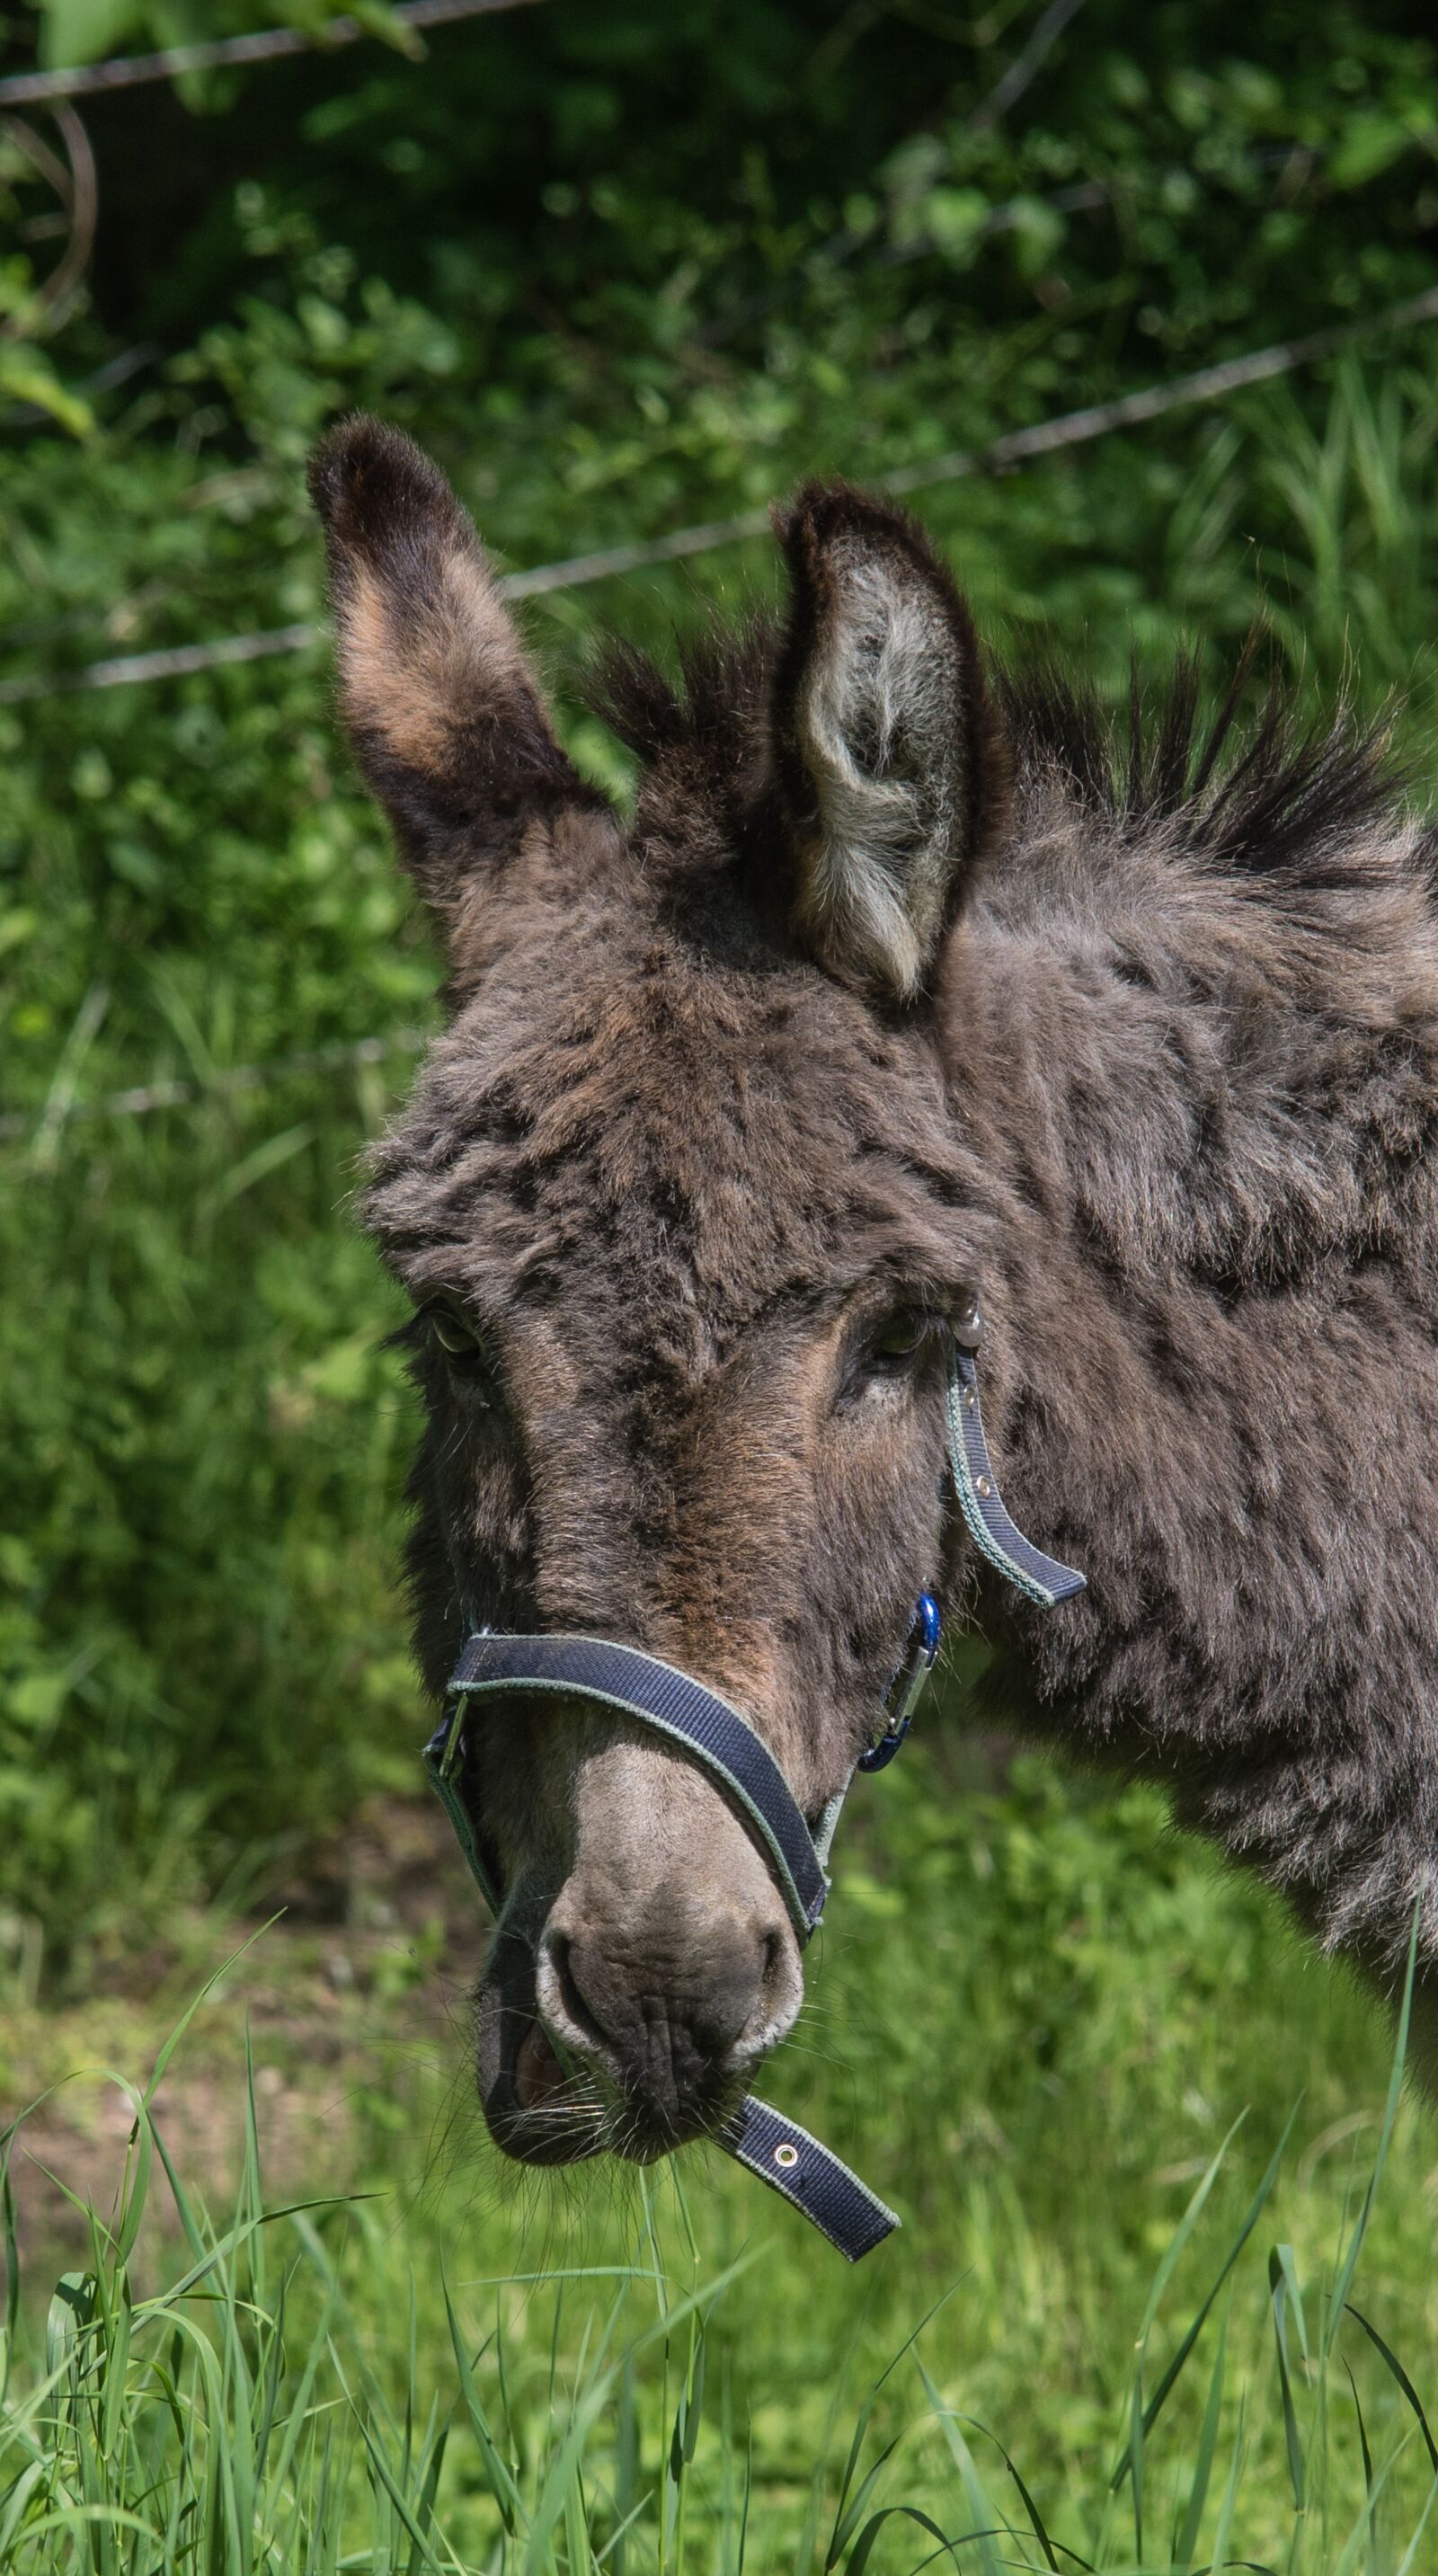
312,413,1438,2159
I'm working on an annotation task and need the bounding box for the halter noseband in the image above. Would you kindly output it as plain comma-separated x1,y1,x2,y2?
424,1314,1083,2261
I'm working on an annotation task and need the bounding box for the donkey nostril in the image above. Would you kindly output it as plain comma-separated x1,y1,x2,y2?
545,1933,612,2058
543,1914,800,2126
748,1923,803,2056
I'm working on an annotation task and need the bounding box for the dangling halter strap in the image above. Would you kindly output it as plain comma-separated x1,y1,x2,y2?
425,1323,1083,2260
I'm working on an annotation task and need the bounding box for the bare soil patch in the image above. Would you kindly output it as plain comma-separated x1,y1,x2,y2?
4,1795,486,2261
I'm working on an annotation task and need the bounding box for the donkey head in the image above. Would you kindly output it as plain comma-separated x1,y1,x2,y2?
310,421,1011,2165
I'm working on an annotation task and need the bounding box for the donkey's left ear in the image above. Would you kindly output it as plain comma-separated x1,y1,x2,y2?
771,483,1008,1000
308,416,607,928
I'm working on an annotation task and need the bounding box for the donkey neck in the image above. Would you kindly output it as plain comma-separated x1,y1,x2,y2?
933,790,1438,1982
951,796,1438,1297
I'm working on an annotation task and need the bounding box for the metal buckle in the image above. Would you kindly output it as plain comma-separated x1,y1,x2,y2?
858,1589,940,1772
425,1702,466,1781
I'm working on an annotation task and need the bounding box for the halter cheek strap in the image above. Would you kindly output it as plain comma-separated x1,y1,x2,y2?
945,1345,1085,1607
424,1325,1084,2261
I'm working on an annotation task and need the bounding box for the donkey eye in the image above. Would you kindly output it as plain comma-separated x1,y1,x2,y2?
430,1308,475,1356
425,1305,502,1402
865,1307,929,1370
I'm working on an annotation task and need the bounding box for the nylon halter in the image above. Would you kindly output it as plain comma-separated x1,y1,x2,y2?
424,1313,1084,2261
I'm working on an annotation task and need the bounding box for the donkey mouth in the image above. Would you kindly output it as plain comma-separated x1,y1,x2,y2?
481,1988,741,2169
513,2019,572,2114
476,1910,754,2166
480,1993,607,2167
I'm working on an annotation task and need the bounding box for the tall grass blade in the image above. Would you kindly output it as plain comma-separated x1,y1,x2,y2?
1138,2114,1250,2349
1342,2358,1375,2498
1,2154,18,2408
1111,2103,1300,2490
825,2438,902,2571
1327,2435,1411,2576
1129,2362,1146,2564
442,2277,523,2536
824,2287,963,2573
1268,2246,1306,2511
144,1918,283,2101
614,2348,639,2576
1206,2391,1247,2576
343,2376,453,2576
1393,2472,1438,2576
1323,1911,1418,2361
839,2503,958,2576
145,2108,206,2261
107,2076,152,2269
1345,2307,1438,2473
937,2416,1086,2576
915,2361,1008,2576
1176,2296,1230,2573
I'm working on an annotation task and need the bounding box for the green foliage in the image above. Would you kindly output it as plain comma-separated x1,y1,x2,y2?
34,0,404,78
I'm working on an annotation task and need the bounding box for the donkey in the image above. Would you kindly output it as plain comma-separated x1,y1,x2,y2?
310,415,1438,2166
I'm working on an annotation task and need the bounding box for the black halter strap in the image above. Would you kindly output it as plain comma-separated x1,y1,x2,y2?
445,1631,830,1940
424,1326,1083,2261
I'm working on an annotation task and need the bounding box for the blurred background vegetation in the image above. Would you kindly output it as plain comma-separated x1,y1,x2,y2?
5,4,1438,2567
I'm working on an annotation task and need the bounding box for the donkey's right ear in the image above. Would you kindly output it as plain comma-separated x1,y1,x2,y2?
308,417,606,920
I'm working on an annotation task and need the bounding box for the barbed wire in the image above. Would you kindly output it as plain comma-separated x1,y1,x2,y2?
0,0,539,111
0,618,323,702
970,0,1090,130
5,283,1438,712
7,278,1438,1152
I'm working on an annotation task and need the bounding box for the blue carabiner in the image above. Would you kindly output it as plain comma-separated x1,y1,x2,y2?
858,1590,941,1772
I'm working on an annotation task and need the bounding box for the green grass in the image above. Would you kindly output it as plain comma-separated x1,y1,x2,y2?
6,1763,1438,2573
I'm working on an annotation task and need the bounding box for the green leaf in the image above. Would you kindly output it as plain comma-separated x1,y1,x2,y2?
1346,2304,1438,2474
38,0,141,71
1328,113,1416,190
0,346,93,440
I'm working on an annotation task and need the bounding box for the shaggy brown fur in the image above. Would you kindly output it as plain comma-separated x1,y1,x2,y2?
311,415,1438,2162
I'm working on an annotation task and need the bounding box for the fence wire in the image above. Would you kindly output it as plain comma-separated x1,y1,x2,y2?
0,0,539,110
4,284,1438,712
7,280,1438,1151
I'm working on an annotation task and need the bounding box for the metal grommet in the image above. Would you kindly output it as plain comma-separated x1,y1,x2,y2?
773,2141,799,2170
953,1301,983,1352
964,1389,976,1410
976,1475,992,1498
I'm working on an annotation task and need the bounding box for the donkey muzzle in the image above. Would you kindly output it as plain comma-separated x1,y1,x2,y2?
426,1333,1086,2255
537,1873,803,2155
428,1631,902,2250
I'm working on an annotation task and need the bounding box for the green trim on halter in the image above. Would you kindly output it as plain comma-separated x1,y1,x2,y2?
944,1344,1087,1610
426,1717,501,1912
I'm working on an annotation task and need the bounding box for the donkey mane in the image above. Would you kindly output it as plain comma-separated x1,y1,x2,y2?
594,619,1424,902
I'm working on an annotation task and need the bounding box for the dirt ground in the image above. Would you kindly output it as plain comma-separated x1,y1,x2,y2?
3,1794,490,2264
